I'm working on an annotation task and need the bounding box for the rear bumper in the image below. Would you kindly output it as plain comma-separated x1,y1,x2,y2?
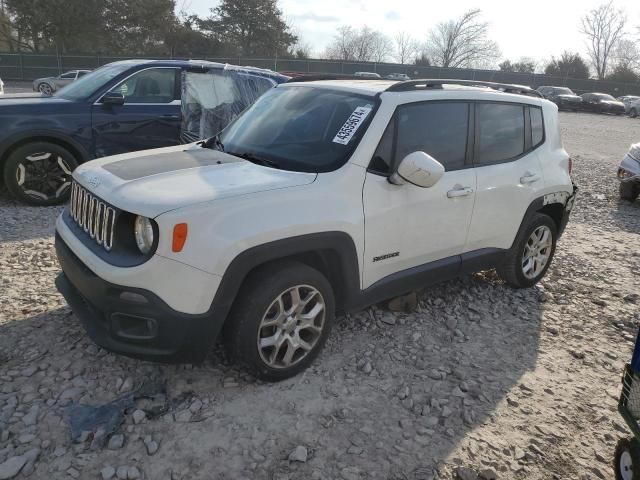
558,182,578,237
55,233,224,362
619,154,640,183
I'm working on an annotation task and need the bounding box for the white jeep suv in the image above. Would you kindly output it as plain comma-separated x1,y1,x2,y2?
55,78,577,380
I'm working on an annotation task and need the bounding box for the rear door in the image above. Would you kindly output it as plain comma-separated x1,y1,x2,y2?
464,102,545,253
362,101,477,288
91,67,181,158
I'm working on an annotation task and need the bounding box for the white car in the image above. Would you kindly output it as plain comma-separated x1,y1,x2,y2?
54,78,577,380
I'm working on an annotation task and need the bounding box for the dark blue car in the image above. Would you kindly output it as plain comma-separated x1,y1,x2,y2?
0,59,287,205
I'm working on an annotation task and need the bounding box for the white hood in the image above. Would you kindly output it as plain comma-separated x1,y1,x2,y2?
73,144,317,218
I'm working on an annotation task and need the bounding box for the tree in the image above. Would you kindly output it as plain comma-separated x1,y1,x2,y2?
394,31,418,65
607,64,639,83
581,1,626,80
544,51,590,79
424,9,500,68
414,52,431,66
202,0,297,57
324,25,392,62
613,38,640,72
499,58,536,73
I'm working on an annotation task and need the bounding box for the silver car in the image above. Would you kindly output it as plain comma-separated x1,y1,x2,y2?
627,98,640,118
32,70,91,95
618,143,640,201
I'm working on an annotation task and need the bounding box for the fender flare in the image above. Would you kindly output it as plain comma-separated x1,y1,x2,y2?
0,129,91,165
208,231,361,323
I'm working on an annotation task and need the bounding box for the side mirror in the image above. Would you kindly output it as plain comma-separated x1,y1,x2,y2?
101,91,125,106
389,151,445,188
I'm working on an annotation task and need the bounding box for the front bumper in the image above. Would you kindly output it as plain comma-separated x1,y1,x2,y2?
55,233,224,363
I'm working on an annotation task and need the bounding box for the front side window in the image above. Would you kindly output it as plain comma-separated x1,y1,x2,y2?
476,103,525,164
395,102,469,171
110,68,177,104
55,63,131,100
218,86,377,173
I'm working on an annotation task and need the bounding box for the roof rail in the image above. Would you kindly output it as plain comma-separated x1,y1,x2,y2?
385,79,543,98
286,73,385,83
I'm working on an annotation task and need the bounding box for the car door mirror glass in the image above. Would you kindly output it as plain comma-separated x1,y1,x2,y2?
101,91,126,106
389,151,445,188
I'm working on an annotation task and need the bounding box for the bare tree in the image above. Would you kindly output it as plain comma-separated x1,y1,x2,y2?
325,25,392,62
613,38,640,72
424,9,500,68
394,31,418,64
580,1,626,79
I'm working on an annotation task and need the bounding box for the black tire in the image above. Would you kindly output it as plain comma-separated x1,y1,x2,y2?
497,213,558,288
614,437,640,480
37,82,53,95
3,142,78,206
620,182,639,202
630,108,638,118
224,261,335,381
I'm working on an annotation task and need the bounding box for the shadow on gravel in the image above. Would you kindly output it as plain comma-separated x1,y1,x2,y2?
0,188,63,243
611,198,640,234
0,273,544,479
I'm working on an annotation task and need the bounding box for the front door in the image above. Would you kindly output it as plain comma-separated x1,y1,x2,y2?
363,101,477,288
91,67,181,158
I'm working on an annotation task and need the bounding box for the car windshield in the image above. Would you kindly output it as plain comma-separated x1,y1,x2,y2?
55,63,131,100
217,86,377,173
552,87,574,95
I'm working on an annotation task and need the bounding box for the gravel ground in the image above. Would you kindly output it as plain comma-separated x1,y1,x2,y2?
0,112,639,480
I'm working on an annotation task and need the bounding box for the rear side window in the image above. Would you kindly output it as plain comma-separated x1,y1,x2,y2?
395,102,469,171
476,103,525,164
530,107,544,147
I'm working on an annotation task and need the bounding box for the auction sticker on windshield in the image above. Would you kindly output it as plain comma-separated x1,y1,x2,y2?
332,105,373,145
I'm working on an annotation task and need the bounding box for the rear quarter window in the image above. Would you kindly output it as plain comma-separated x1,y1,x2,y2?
530,107,544,147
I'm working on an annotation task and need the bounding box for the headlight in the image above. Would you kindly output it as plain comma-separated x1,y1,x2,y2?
134,216,154,254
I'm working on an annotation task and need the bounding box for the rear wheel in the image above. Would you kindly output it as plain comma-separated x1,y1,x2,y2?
224,261,335,381
620,182,639,202
615,438,640,480
630,108,638,118
3,142,78,206
497,213,557,288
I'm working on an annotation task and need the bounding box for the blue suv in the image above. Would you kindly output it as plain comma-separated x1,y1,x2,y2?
0,59,287,205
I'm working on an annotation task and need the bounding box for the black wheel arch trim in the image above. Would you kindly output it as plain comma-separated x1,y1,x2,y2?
0,130,91,165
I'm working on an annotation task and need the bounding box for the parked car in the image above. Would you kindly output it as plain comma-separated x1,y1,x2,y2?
618,95,640,110
354,72,381,78
54,78,576,380
386,73,411,81
580,93,625,115
618,142,640,202
0,59,287,205
627,98,640,118
536,86,582,111
32,70,92,95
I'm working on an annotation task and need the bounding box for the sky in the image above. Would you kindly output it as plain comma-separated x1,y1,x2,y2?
180,0,640,65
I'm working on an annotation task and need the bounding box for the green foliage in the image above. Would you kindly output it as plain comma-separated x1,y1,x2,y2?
544,52,590,79
607,65,639,83
499,59,536,73
1,0,296,57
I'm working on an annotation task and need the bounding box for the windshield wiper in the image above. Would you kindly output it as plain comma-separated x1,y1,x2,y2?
230,151,280,169
201,135,225,152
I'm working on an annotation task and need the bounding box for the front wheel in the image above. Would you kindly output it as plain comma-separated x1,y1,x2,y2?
3,142,78,206
620,182,639,202
37,82,53,95
224,261,335,381
615,438,640,480
497,213,558,288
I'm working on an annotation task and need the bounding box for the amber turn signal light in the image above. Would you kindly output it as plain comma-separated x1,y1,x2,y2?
172,223,188,252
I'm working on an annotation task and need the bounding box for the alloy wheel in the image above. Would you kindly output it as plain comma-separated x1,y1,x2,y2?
38,83,52,95
257,284,325,369
521,225,553,279
15,152,73,202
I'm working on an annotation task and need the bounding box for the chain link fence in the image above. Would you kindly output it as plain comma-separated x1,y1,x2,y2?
1,52,639,95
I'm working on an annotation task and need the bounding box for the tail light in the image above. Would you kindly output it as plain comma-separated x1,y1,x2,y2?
568,157,573,174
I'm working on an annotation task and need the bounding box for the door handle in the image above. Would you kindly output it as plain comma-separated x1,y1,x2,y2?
447,186,474,198
520,172,541,184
